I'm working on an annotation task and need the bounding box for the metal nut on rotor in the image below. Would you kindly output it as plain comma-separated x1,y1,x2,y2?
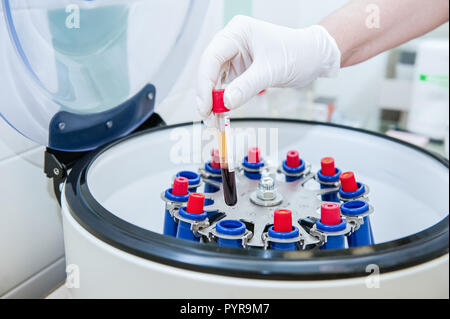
250,175,283,207
256,176,277,201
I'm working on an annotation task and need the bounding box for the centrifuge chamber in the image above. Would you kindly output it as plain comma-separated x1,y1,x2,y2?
62,119,449,298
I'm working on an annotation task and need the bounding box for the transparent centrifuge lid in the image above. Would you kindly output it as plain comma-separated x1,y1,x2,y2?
0,0,208,151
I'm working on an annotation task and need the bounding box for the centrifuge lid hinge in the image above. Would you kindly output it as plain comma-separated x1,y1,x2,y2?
44,112,166,206
44,148,87,206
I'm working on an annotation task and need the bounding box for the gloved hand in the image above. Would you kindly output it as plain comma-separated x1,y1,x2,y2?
196,15,341,119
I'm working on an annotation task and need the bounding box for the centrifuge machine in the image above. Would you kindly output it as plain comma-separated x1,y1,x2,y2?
1,0,448,298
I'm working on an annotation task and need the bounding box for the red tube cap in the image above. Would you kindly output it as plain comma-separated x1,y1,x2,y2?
172,177,189,196
274,209,293,233
321,157,335,176
286,150,300,168
248,147,260,163
210,149,221,169
186,193,205,214
321,203,341,225
212,89,230,113
340,171,358,192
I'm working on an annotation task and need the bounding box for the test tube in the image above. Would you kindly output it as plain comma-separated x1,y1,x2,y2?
212,89,237,206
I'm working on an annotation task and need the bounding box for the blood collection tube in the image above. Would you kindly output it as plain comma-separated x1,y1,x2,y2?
316,203,347,250
163,177,189,236
317,157,341,202
212,89,237,206
339,171,366,201
267,209,299,251
282,150,305,182
176,170,201,192
242,147,265,180
176,193,208,242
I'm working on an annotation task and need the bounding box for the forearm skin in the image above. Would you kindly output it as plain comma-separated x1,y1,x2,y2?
320,0,449,67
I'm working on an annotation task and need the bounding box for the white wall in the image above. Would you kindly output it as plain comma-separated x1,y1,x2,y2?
0,12,65,298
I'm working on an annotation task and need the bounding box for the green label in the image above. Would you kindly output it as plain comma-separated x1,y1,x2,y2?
419,73,449,88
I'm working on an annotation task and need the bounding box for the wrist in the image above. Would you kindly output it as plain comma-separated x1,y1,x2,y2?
310,24,342,77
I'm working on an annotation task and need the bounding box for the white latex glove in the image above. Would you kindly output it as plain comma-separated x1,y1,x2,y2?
196,15,341,119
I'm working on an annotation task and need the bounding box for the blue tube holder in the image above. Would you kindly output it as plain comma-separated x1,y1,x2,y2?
242,156,264,180
267,226,300,251
282,159,306,182
341,200,374,247
215,219,247,248
162,188,189,237
339,182,366,200
317,168,341,202
315,219,348,250
175,207,208,242
203,162,222,198
176,170,201,192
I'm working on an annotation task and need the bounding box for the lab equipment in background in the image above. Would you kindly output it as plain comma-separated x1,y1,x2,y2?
232,87,337,123
378,45,417,132
407,39,449,140
377,39,449,154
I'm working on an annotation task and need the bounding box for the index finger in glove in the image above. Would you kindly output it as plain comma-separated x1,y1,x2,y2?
196,24,247,118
